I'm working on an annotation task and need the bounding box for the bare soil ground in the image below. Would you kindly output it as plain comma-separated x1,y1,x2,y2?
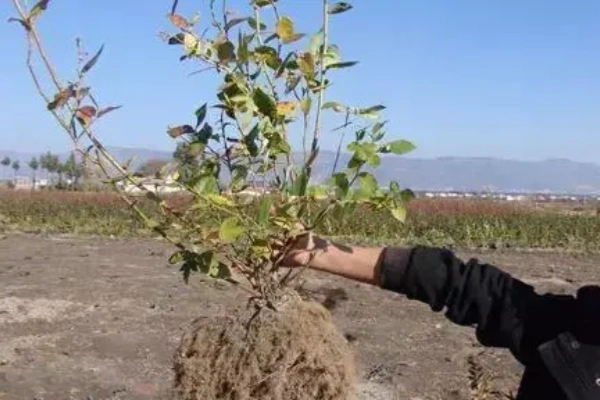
1,233,599,400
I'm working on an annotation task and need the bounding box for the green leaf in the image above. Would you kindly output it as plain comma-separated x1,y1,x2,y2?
391,205,407,223
400,188,415,203
276,52,295,77
284,33,305,44
252,0,277,7
352,173,379,201
322,45,341,68
389,181,400,194
224,17,248,32
371,121,387,141
381,139,416,155
347,142,377,162
195,103,207,129
193,175,219,194
357,105,386,119
237,32,251,62
28,0,50,22
251,238,271,259
326,61,358,70
254,45,281,69
179,251,229,282
219,217,245,242
359,173,378,194
216,40,236,63
308,185,328,200
322,101,345,112
197,251,215,274
208,261,231,279
291,170,308,196
7,17,30,31
265,33,279,43
195,123,214,142
329,2,353,14
347,155,364,170
230,165,248,190
243,123,260,157
367,154,380,167
186,141,206,157
308,30,324,55
247,17,267,30
253,87,277,120
254,45,278,57
355,127,367,141
207,194,236,207
168,250,184,265
322,101,340,109
168,33,185,45
331,173,349,198
81,44,104,74
258,196,272,225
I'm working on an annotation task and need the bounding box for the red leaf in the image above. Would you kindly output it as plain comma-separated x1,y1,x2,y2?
168,13,189,29
76,106,97,127
167,125,194,138
47,87,75,110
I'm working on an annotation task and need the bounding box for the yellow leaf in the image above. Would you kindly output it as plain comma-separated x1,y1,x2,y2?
203,228,220,241
276,16,294,42
183,33,199,55
391,206,407,223
298,52,315,77
300,98,312,116
206,194,236,207
276,101,298,117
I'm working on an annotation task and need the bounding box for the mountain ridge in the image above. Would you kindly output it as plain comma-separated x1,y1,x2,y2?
2,147,600,194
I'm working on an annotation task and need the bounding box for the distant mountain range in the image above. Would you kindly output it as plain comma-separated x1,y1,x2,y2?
2,147,600,194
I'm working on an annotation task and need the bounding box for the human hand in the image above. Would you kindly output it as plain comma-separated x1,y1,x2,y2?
273,228,329,268
285,232,330,267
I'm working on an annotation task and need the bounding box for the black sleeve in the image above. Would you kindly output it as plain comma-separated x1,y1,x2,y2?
379,246,575,365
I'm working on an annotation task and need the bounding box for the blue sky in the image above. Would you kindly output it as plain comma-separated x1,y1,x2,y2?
2,0,599,163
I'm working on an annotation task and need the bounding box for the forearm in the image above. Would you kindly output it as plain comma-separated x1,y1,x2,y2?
308,240,385,285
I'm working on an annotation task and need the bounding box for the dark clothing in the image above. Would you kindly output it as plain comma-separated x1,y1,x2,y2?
379,246,600,400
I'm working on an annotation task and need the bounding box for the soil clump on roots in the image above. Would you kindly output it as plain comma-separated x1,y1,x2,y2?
173,292,355,400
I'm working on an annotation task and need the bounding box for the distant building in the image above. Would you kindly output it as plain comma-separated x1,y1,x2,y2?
10,176,51,190
13,177,33,190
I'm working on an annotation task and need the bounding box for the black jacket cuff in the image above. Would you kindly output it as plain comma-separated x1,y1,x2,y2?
379,246,413,292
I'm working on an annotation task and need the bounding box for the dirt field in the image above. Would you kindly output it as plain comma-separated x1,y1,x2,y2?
1,233,598,400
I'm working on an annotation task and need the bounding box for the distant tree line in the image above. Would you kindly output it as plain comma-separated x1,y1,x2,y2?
2,145,206,190
1,151,84,189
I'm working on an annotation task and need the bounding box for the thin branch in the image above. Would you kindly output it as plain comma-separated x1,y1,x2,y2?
11,0,62,91
170,0,179,15
311,0,329,154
